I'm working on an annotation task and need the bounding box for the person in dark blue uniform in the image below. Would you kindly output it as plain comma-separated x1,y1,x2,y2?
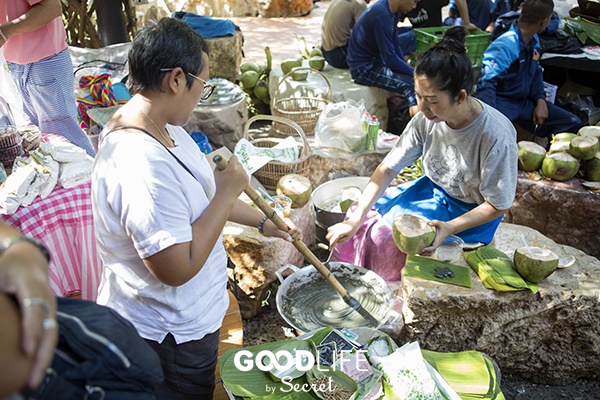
476,0,582,142
347,0,421,118
444,0,494,31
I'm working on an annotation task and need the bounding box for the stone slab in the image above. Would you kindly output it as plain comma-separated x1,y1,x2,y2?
205,31,243,82
399,222,600,385
223,199,316,318
184,96,247,152
269,61,389,131
308,145,386,186
505,171,600,259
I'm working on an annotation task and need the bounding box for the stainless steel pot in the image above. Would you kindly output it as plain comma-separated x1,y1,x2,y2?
311,176,370,243
275,262,399,334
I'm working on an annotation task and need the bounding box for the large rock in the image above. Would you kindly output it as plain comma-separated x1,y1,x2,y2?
205,31,243,82
506,171,600,259
223,200,315,318
184,96,247,152
257,0,312,17
399,222,600,385
180,0,259,17
269,61,389,132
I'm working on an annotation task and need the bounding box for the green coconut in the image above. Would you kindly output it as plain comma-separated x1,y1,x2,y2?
291,67,308,81
281,58,303,75
392,214,435,255
517,141,546,172
253,81,270,102
568,135,599,161
276,174,313,208
513,246,559,283
551,132,577,143
578,125,600,140
583,151,600,181
240,61,260,74
339,186,362,213
548,140,571,154
541,152,580,181
308,56,326,71
309,47,323,57
240,70,260,89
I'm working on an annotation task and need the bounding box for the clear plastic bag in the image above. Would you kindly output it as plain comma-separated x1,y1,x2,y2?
314,99,367,153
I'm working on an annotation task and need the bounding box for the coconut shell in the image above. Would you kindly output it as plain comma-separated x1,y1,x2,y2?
569,135,599,160
513,246,559,283
517,141,546,172
583,151,600,181
548,140,571,154
551,132,577,143
276,174,313,208
392,214,435,255
578,125,600,139
541,152,580,181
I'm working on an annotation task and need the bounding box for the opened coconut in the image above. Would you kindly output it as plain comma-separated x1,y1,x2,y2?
583,151,600,181
578,125,600,140
551,132,577,143
548,140,571,154
517,141,546,172
513,246,559,283
392,214,435,255
339,186,362,213
276,174,312,208
541,152,580,181
569,135,599,161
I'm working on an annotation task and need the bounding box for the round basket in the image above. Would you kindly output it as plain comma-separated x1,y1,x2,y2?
271,67,332,136
244,115,311,190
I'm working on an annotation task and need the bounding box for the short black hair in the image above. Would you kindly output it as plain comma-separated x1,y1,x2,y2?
128,17,209,94
520,0,554,24
414,26,474,100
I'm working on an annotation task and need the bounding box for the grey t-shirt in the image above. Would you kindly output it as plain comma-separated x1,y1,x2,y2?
383,100,518,210
321,0,368,51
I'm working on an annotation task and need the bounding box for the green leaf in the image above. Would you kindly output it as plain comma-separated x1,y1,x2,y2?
404,255,473,288
306,366,358,400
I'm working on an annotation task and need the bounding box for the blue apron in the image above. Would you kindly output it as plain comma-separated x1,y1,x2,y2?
374,176,502,244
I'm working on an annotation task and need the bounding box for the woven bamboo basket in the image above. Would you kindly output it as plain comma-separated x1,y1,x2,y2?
243,115,311,190
271,67,332,136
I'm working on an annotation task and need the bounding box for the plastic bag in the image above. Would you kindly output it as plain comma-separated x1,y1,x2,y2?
315,100,366,153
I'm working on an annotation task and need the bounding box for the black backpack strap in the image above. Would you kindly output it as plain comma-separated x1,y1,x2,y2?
108,125,196,180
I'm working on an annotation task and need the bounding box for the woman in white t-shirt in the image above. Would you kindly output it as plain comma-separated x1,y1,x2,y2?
326,26,518,282
91,18,301,399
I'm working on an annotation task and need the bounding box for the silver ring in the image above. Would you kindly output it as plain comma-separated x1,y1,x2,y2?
42,317,57,330
23,297,51,314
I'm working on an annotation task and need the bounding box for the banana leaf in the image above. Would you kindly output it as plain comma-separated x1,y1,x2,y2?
220,339,317,399
404,255,473,288
422,349,505,400
306,365,358,400
464,247,538,293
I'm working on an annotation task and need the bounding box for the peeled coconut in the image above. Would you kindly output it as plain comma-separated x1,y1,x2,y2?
276,174,313,208
578,125,600,140
541,152,580,181
240,70,260,89
392,214,435,255
517,141,546,172
339,186,362,213
551,132,577,143
548,140,571,154
281,58,303,75
291,67,308,81
308,56,326,71
568,135,599,161
583,151,600,181
513,246,559,283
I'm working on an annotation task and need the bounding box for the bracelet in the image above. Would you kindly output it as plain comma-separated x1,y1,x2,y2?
257,216,268,234
1,236,51,263
0,26,8,42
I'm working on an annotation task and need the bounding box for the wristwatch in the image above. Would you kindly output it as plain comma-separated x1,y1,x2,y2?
1,236,51,263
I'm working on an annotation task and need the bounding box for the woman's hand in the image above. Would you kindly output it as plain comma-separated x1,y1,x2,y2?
261,218,302,242
213,156,248,199
0,241,57,389
420,219,452,255
326,220,360,248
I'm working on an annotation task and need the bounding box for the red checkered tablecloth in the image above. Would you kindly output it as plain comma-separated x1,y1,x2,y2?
1,181,102,301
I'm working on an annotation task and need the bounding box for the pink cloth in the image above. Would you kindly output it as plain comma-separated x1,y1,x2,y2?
331,203,407,282
1,0,68,64
1,181,102,300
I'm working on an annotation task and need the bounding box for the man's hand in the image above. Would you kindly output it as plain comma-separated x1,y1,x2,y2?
533,99,548,127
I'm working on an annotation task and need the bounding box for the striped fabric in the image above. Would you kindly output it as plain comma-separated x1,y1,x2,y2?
1,181,102,301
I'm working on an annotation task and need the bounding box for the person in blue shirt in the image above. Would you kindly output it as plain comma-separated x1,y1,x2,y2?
476,0,581,142
444,0,493,31
347,0,421,118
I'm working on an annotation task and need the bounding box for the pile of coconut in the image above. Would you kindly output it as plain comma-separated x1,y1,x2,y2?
518,125,600,182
